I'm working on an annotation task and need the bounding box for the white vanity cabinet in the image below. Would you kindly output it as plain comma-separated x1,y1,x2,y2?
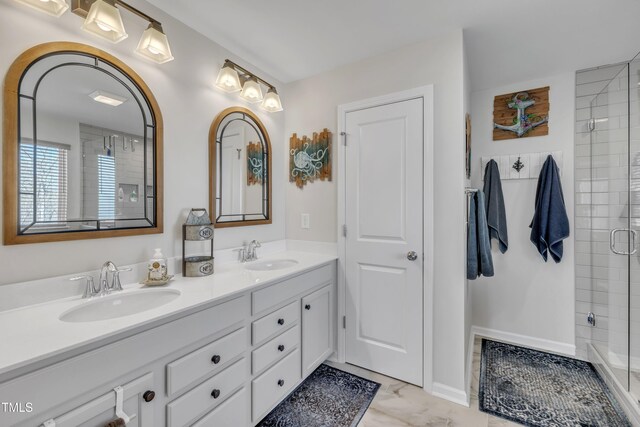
302,285,334,376
0,260,336,427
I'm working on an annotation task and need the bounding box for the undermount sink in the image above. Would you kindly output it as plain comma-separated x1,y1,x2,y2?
245,259,299,271
59,288,181,323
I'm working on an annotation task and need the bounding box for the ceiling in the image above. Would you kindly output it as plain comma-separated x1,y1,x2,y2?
146,0,640,90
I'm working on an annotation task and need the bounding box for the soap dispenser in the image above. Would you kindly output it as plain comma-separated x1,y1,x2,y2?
148,248,168,281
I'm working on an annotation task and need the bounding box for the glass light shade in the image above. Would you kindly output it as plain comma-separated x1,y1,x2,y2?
81,0,128,43
261,88,283,112
135,23,174,64
240,77,263,103
215,63,242,93
13,0,69,16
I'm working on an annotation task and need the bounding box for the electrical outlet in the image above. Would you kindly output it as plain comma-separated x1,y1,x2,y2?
301,213,310,229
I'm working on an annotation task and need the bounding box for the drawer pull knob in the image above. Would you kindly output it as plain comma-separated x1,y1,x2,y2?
305,304,311,310
211,354,221,364
278,344,285,352
142,390,155,402
277,318,285,325
277,379,285,387
211,389,221,399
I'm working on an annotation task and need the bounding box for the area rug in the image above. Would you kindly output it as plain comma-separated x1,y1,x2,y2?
479,339,630,426
257,363,380,427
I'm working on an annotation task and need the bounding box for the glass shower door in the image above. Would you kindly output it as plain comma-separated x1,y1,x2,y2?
629,55,640,402
590,62,630,393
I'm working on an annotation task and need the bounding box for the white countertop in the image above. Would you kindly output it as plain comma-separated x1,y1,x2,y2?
0,250,337,381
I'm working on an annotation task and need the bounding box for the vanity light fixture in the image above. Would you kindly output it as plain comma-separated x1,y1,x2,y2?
71,0,174,63
135,21,174,64
215,59,283,112
13,0,173,63
13,0,69,17
89,90,127,106
215,61,242,93
81,0,128,43
240,76,264,103
262,87,283,112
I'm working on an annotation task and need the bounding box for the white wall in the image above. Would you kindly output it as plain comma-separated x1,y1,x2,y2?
469,73,576,352
284,31,469,395
0,0,286,285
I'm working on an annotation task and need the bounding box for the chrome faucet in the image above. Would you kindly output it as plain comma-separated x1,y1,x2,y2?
99,261,117,295
235,240,262,263
70,261,132,298
100,261,132,295
247,240,261,261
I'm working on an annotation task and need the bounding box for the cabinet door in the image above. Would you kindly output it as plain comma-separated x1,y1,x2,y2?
32,372,155,427
301,285,334,376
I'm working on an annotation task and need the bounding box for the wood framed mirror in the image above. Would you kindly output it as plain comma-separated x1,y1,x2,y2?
209,107,272,228
3,42,163,245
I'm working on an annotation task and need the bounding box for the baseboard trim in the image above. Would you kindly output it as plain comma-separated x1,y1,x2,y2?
471,326,576,357
432,382,469,407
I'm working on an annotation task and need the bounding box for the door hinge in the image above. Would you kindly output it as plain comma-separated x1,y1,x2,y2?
340,131,347,146
587,312,596,326
343,315,346,329
342,224,347,237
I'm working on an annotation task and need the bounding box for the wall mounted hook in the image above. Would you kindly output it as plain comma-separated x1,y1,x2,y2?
512,156,524,172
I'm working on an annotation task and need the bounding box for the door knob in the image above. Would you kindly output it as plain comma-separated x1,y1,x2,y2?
407,251,418,261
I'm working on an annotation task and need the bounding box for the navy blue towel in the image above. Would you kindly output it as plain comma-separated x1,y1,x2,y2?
483,159,508,253
530,155,570,262
468,190,494,279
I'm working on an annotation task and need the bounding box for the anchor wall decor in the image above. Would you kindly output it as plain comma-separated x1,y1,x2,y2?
493,86,549,140
289,128,332,189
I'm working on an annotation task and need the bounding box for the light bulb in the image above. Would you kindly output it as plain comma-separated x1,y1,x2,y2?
96,21,113,32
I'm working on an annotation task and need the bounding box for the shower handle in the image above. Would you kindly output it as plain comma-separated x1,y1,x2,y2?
610,228,638,255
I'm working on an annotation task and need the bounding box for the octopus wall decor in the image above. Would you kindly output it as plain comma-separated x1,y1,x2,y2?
289,128,332,189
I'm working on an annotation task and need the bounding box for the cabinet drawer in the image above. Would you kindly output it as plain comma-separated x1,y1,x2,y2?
252,325,300,374
252,349,301,421
167,327,247,396
252,263,334,314
167,358,247,427
252,301,299,345
192,387,249,427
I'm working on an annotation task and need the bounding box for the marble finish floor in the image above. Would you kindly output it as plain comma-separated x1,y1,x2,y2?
327,337,520,427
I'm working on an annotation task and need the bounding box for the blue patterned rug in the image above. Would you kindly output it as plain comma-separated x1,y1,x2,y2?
479,339,630,426
257,364,380,427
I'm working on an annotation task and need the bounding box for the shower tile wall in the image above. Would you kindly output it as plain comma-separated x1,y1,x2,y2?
575,63,629,361
80,124,153,221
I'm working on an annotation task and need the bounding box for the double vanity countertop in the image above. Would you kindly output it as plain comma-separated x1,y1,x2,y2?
0,250,337,382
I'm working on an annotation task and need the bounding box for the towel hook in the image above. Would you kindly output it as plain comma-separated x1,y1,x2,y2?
512,156,524,172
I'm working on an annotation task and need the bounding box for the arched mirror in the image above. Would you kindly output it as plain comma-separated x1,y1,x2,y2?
3,42,163,244
209,107,271,227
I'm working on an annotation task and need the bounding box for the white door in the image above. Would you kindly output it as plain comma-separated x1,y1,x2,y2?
345,98,423,386
220,129,245,215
